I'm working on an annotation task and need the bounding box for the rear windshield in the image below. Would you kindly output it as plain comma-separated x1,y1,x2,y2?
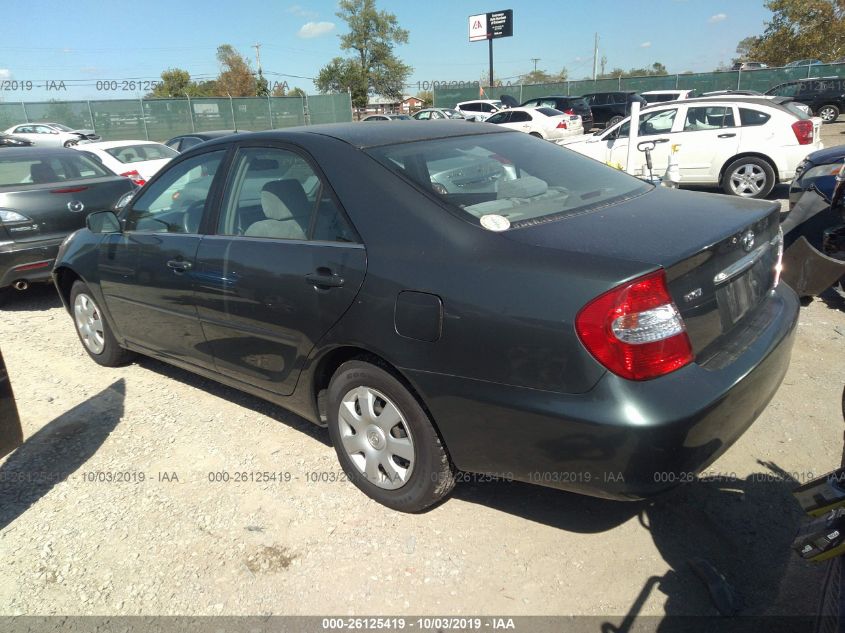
0,153,111,187
367,133,649,230
536,107,563,117
570,98,588,109
104,143,178,164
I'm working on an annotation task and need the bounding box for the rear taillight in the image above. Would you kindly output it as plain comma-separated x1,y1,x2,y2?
575,270,693,381
564,108,575,115
792,120,814,145
121,170,146,186
556,121,568,129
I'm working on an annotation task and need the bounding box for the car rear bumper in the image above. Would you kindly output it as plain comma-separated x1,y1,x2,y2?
0,237,65,288
406,283,799,500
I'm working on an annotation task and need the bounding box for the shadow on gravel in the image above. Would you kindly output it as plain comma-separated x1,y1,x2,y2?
0,379,125,532
455,461,820,626
819,286,845,313
133,357,330,446
0,284,62,312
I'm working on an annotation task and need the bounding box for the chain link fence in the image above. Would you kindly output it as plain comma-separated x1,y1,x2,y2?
0,94,352,142
434,63,845,107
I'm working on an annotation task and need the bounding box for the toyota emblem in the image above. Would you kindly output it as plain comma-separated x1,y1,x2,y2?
741,230,755,252
67,200,85,213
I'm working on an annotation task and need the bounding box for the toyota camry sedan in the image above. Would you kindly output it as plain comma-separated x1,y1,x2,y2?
52,121,798,512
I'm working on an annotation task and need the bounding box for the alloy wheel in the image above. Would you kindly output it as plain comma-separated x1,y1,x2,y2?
729,163,767,197
73,293,105,354
338,386,415,490
819,106,838,122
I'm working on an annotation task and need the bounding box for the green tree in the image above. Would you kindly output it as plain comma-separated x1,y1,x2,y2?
519,68,568,84
748,0,845,65
215,44,257,96
149,68,204,98
315,0,411,108
289,87,307,98
256,71,270,98
416,90,433,107
597,62,668,80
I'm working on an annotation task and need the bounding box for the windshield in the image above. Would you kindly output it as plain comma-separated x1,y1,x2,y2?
444,109,465,119
0,153,111,187
367,133,649,230
104,143,179,164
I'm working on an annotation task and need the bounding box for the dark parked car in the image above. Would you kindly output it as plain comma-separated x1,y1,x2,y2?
520,96,594,131
0,147,134,298
0,134,34,148
582,91,647,128
766,78,845,123
789,145,845,210
164,130,244,153
362,114,412,121
53,122,797,512
0,346,23,460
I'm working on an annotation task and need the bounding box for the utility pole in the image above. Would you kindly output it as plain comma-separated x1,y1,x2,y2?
252,43,263,74
592,33,599,81
531,58,540,73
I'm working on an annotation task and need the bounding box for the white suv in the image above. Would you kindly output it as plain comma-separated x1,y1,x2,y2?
641,90,697,103
456,100,505,122
559,97,823,198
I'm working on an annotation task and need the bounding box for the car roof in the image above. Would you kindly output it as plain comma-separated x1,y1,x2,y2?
194,121,509,150
79,140,161,149
457,99,501,104
172,130,240,139
0,147,81,159
644,96,800,116
522,95,580,100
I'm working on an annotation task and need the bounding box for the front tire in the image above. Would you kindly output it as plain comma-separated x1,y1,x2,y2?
327,360,455,512
721,157,776,198
63,139,78,148
70,281,134,367
817,104,840,123
607,115,624,128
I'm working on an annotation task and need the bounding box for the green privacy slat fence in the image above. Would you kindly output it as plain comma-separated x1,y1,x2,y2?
433,63,845,107
0,93,352,142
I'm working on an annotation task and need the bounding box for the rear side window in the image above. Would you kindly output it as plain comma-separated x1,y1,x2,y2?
683,106,735,130
769,83,798,97
588,94,607,105
509,111,532,122
739,109,771,126
0,154,110,187
217,147,356,243
461,103,479,112
368,133,650,230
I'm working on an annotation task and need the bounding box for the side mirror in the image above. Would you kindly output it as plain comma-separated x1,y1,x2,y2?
114,190,135,212
86,211,121,234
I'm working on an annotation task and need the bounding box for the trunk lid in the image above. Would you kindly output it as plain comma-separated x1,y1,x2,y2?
502,187,782,356
0,175,133,242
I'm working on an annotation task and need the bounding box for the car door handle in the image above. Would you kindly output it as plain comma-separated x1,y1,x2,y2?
653,138,671,144
718,133,737,138
166,259,192,273
305,270,344,289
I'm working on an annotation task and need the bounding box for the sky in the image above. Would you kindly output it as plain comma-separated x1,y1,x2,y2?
0,0,774,102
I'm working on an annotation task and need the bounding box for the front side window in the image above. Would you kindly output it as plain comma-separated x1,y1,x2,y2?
415,111,431,120
368,133,649,230
217,147,355,243
179,137,202,151
615,108,677,137
683,106,735,131
487,112,510,124
124,150,224,233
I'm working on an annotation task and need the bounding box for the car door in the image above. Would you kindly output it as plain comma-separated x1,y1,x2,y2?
97,148,228,368
192,144,366,396
587,94,609,125
669,105,741,183
34,125,63,147
607,106,679,175
11,125,39,145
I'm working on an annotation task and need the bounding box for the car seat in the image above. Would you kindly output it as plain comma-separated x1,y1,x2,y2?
30,162,59,183
245,179,311,240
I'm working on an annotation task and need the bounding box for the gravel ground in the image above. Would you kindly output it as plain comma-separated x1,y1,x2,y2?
0,127,844,622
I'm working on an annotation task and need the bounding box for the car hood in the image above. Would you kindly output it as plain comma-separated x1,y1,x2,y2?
500,186,778,269
805,145,845,166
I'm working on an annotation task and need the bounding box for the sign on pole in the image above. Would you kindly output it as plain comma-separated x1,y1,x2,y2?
468,10,513,88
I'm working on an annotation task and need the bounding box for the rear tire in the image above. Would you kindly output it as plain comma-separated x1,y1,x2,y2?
63,139,78,148
528,131,543,139
817,104,840,123
327,360,455,512
721,157,776,198
70,281,135,367
607,115,624,128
